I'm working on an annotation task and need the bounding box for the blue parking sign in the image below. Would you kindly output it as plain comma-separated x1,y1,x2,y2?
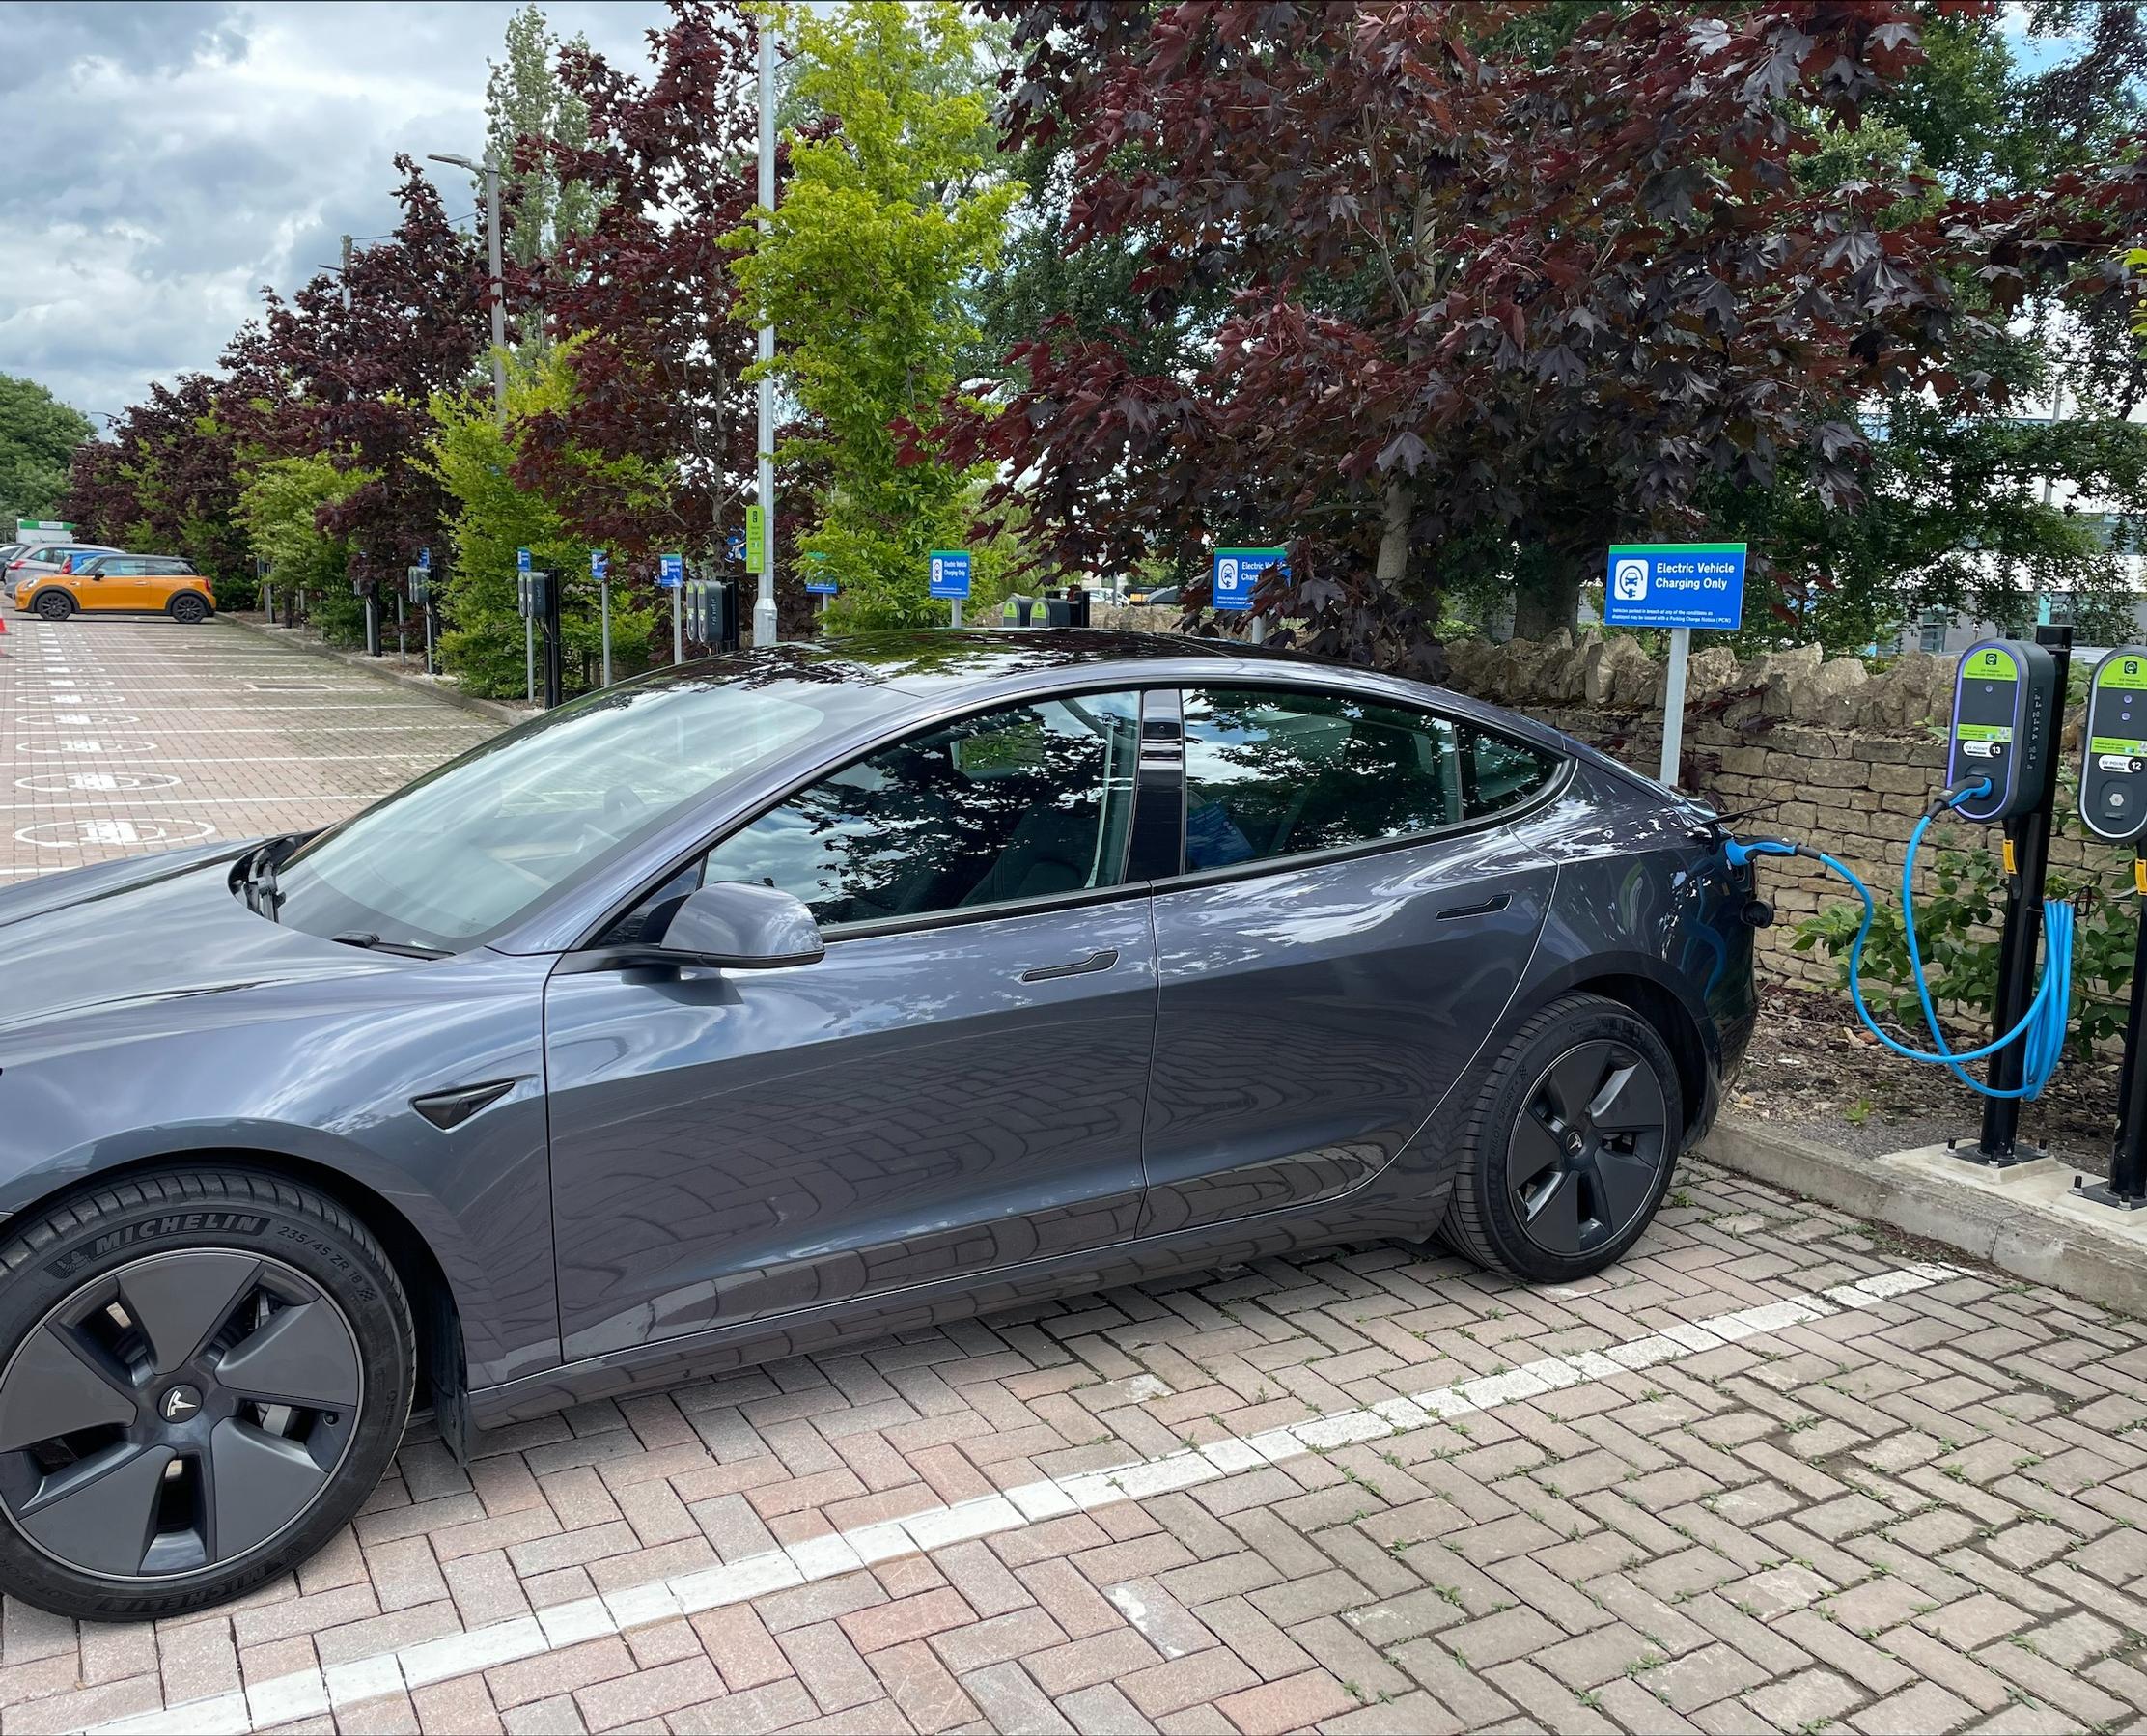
658,553,684,589
417,546,431,572
1603,544,1747,631
516,547,532,574
929,550,971,600
1213,546,1286,613
591,549,608,580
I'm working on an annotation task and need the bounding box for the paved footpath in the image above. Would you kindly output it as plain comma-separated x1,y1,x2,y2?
5,617,2147,1734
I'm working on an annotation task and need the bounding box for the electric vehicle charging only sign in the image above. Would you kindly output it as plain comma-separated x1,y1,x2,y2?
1603,543,1747,631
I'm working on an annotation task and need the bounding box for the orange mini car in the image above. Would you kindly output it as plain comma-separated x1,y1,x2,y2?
13,552,216,623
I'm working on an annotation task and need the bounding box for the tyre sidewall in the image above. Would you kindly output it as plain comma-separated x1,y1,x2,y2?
0,1174,412,1620
1470,1001,1684,1284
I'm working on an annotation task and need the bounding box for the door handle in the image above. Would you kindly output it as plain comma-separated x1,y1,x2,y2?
1436,892,1512,922
1020,948,1119,983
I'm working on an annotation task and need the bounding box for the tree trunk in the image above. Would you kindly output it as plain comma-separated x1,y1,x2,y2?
1375,474,1412,588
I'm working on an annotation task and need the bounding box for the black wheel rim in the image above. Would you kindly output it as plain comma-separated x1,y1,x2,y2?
36,595,66,621
0,1251,362,1581
1507,1039,1669,1257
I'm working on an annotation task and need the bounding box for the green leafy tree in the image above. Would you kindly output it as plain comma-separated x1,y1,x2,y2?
0,374,92,530
237,455,374,644
728,0,1018,630
428,343,659,696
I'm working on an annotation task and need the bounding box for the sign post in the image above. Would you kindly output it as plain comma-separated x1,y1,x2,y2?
516,548,535,702
659,552,685,663
930,550,972,627
1212,547,1287,640
806,550,837,614
591,549,611,687
1601,542,1748,788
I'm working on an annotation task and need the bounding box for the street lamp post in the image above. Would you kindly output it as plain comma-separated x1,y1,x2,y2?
754,25,779,649
428,153,509,427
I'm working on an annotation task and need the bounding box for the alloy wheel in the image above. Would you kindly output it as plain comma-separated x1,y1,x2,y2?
35,593,68,622
1506,1039,1668,1256
0,1251,362,1581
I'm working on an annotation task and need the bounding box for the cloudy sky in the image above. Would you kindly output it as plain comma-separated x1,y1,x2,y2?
0,1,671,420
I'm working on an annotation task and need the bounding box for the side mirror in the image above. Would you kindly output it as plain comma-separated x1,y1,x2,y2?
651,880,823,969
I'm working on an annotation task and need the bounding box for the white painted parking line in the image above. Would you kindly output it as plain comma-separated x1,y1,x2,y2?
15,817,218,849
85,1261,1960,1736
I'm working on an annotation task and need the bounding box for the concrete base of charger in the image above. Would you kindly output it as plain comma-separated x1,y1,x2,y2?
1699,1121,2147,1318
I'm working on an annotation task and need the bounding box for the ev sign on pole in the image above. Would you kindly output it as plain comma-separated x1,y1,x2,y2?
930,550,971,627
744,507,766,575
806,551,837,611
516,547,535,703
660,552,685,664
1601,542,1747,789
591,549,612,688
1213,546,1287,640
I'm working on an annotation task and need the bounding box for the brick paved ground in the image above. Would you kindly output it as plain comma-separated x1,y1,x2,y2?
1,612,498,886
7,615,2147,1735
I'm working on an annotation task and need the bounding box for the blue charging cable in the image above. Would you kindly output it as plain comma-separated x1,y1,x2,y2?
1729,778,2074,1101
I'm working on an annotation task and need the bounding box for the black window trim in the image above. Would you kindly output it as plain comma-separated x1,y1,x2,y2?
572,681,1170,953
1159,679,1573,894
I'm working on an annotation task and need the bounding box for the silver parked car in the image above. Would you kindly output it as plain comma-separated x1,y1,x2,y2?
5,541,119,599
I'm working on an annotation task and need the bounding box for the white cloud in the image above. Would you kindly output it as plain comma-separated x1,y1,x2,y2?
0,1,668,417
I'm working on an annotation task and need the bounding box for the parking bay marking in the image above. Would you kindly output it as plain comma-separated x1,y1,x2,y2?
89,1260,1959,1736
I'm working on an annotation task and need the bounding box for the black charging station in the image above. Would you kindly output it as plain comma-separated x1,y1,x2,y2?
1945,630,2071,1164
1947,637,2060,825
2078,646,2147,1210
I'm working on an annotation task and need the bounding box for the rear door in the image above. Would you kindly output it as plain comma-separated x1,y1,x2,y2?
1139,684,1563,1236
544,688,1161,1361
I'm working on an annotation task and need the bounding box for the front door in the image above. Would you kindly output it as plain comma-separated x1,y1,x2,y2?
544,688,1157,1361
79,557,146,611
1139,685,1562,1236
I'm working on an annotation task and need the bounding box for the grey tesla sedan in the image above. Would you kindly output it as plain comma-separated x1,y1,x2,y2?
0,630,1753,1617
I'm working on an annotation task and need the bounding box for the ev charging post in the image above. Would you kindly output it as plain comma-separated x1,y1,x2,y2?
1601,543,1747,787
405,563,432,676
2079,647,2147,1209
930,550,971,627
1948,630,2069,1164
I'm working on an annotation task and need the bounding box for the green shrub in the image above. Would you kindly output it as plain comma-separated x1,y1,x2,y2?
1795,797,2138,1057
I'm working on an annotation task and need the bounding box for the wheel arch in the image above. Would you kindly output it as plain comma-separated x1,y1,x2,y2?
0,1147,460,1415
1560,969,1712,1142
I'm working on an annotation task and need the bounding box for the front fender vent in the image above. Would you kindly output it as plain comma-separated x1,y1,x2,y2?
411,1079,519,1133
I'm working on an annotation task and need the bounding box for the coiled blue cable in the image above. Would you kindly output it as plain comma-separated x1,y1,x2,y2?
1729,780,2074,1101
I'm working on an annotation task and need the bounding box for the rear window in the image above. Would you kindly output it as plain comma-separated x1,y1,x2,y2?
1181,686,1560,872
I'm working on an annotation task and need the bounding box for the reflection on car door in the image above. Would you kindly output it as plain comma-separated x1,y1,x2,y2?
1140,686,1562,1236
544,689,1159,1361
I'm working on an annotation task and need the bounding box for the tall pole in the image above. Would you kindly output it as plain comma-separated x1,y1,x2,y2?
340,235,352,311
754,23,779,649
482,164,508,427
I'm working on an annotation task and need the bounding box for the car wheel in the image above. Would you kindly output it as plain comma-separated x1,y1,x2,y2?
1439,994,1683,1284
33,592,70,622
0,1168,414,1620
169,594,209,625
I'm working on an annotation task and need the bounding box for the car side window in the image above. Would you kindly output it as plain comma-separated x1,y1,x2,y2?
693,691,1144,932
1180,687,1559,872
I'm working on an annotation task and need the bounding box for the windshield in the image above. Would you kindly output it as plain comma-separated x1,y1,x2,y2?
271,666,880,951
